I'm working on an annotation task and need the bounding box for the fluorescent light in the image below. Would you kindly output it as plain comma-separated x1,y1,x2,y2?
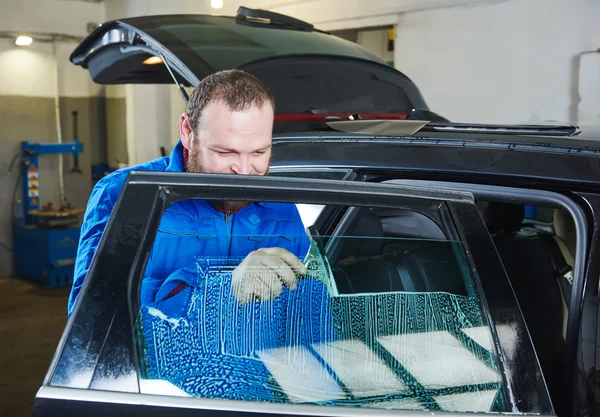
143,56,163,65
15,36,33,46
211,0,223,9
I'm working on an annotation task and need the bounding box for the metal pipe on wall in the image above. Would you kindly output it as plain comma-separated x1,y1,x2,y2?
576,48,600,127
52,40,65,204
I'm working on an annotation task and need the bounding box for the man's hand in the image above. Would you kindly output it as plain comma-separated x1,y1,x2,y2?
232,247,307,304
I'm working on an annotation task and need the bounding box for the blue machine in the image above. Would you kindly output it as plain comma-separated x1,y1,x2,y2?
13,140,84,288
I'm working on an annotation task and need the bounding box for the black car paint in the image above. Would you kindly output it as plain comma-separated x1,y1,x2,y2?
568,192,600,417
269,135,600,192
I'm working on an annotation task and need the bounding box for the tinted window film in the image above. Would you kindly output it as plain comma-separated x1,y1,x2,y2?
134,202,506,413
243,57,414,115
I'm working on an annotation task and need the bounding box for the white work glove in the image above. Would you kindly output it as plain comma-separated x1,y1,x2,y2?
232,247,307,305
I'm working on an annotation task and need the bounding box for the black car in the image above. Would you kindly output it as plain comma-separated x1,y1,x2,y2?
32,7,600,417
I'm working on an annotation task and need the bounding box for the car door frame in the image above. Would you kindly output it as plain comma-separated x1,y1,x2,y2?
33,172,555,417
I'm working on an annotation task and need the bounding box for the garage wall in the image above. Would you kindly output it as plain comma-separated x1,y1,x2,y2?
0,0,106,277
394,0,600,124
0,0,104,37
106,86,128,168
578,53,600,126
356,29,395,64
105,0,490,30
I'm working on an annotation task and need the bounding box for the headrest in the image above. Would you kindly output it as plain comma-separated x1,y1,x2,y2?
401,242,467,295
380,209,446,240
338,210,384,259
553,209,576,258
481,202,524,235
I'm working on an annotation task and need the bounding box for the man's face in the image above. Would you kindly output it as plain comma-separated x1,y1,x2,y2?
180,100,274,211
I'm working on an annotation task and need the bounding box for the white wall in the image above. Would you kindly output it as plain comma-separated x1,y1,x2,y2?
0,0,104,38
578,53,600,127
125,85,173,165
248,0,489,31
394,0,600,125
0,0,105,98
357,30,394,64
104,0,489,30
0,40,103,98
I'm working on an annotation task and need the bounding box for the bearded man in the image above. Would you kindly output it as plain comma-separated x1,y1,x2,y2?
68,70,310,317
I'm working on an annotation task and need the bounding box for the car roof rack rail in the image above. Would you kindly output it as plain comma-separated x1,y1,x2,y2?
236,6,317,32
423,123,581,137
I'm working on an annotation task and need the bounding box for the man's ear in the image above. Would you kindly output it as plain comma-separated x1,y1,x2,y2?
179,112,193,150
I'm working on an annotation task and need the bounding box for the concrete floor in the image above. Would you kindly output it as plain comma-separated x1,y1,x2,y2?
0,277,70,417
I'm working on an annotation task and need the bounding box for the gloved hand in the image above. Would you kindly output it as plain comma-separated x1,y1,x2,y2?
232,247,307,304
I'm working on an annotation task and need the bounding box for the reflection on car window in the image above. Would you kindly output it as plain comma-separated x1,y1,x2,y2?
134,203,505,413
268,169,353,227
268,169,353,180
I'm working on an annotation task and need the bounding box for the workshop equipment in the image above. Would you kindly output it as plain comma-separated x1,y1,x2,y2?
13,127,84,287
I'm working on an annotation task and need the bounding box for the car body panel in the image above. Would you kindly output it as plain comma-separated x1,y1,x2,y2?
270,134,600,190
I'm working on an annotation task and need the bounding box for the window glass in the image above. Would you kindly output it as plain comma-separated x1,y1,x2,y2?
268,169,353,227
135,15,383,71
134,200,506,413
245,58,413,116
296,204,326,228
475,200,574,403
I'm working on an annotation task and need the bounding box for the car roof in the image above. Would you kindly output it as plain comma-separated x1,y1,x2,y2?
270,130,600,187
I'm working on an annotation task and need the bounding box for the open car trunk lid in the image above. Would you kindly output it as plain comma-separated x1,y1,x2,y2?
70,10,429,118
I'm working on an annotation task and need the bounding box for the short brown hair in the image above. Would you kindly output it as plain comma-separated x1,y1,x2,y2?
186,69,275,133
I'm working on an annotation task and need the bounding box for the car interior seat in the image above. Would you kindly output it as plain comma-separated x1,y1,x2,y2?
331,209,466,295
382,242,467,295
481,201,568,411
519,207,574,333
553,208,576,267
550,209,576,339
377,208,465,294
331,209,406,294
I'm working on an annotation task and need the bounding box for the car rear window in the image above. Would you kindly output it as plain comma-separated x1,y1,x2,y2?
123,15,384,72
241,56,415,117
118,15,427,119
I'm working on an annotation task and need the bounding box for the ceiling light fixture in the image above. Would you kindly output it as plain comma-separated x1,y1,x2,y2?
15,36,33,46
211,0,223,9
143,56,163,65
